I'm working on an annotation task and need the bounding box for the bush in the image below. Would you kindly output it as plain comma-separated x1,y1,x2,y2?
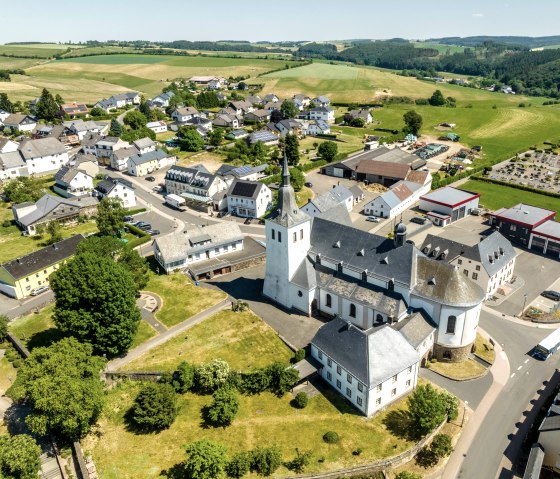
291,392,308,409
285,450,312,473
431,434,453,458
172,361,195,393
395,472,422,479
0,315,7,342
1,220,11,228
442,392,459,421
323,431,340,444
195,359,231,394
238,369,271,395
352,447,363,456
11,359,22,369
415,446,439,468
250,446,282,476
293,348,306,362
205,387,239,427
267,362,299,396
130,382,178,432
226,452,251,478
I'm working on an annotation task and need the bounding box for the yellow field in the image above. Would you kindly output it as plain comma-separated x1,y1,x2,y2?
468,108,546,139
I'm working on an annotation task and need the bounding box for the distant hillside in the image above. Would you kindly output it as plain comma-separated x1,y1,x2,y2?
426,36,560,48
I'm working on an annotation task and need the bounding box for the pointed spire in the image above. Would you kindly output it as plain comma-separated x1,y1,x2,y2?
281,152,290,187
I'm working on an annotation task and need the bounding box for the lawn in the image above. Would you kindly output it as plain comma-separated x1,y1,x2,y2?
130,321,157,349
145,273,226,327
428,358,486,380
461,179,560,215
0,44,72,58
0,355,17,396
85,381,417,479
124,309,293,372
474,333,495,364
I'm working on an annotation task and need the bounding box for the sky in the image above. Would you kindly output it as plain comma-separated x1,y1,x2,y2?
2,0,560,43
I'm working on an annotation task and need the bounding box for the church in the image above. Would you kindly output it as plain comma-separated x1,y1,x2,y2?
263,156,485,416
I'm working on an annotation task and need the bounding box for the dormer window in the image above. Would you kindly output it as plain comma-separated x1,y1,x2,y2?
358,248,365,257
334,240,341,248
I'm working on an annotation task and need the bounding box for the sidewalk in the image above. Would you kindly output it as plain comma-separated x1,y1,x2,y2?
482,304,560,329
441,328,510,479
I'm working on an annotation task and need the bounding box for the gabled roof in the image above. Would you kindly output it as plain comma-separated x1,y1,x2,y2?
306,185,352,213
96,177,134,195
63,119,103,132
60,102,88,114
0,151,26,170
111,146,139,161
165,165,218,191
227,179,265,199
54,166,91,185
17,194,98,227
406,170,430,185
173,106,199,117
356,160,410,179
129,148,168,166
3,113,36,126
392,311,436,349
463,231,517,277
1,234,85,280
132,137,156,150
19,137,66,159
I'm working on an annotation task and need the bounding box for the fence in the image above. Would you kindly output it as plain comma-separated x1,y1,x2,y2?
104,371,163,383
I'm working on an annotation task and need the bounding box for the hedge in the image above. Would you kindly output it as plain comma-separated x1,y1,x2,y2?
125,223,151,250
314,133,337,140
469,175,560,199
126,207,147,216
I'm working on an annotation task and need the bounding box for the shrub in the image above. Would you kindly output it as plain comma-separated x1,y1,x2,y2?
294,348,306,362
352,447,363,456
407,384,448,436
250,446,282,477
205,387,239,427
431,434,453,458
267,362,299,396
173,361,195,393
1,220,11,228
285,450,312,473
130,382,178,432
226,452,251,478
238,369,271,395
395,472,422,479
323,431,340,444
442,392,459,421
415,446,439,468
11,359,22,369
195,359,231,394
0,315,7,342
291,392,308,409
184,440,228,479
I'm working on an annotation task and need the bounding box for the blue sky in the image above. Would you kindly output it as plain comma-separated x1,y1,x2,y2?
2,0,559,43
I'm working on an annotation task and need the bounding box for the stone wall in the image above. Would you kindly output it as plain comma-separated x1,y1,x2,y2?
433,342,473,362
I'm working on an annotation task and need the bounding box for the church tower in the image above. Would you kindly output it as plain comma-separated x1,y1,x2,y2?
263,154,311,308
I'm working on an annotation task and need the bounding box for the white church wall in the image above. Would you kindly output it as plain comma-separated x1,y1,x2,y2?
366,363,418,416
437,304,480,347
319,289,339,316
290,284,315,315
340,298,365,329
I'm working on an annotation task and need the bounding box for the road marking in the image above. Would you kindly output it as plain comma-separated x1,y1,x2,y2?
510,373,515,378
524,359,529,364
517,366,522,371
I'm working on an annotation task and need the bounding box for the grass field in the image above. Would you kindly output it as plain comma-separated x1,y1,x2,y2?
412,42,466,54
460,179,560,215
475,333,495,364
429,358,487,380
0,43,75,58
0,356,17,396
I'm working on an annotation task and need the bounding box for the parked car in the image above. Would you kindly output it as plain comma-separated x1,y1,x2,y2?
304,181,313,187
145,176,156,182
31,286,50,296
410,216,430,225
146,229,160,236
366,216,380,222
123,215,134,223
541,290,560,301
152,185,163,193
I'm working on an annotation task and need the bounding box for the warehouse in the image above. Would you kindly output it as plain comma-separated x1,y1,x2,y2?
419,187,480,227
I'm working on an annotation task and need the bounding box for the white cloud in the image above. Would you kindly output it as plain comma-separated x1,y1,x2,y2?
472,13,484,17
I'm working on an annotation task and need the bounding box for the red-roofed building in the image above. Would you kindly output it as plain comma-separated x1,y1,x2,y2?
489,203,556,246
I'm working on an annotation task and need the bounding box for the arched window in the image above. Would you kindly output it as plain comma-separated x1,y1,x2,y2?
349,303,356,318
297,290,303,297
326,294,332,308
376,313,383,323
446,315,457,334
443,351,452,360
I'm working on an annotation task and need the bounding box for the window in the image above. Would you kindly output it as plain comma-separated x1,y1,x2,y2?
357,396,363,406
347,374,352,384
325,294,332,308
297,290,303,297
293,232,297,243
388,280,394,291
349,303,356,318
408,366,412,374
278,231,282,243
446,315,457,334
475,265,481,271
406,380,411,387
463,269,468,276
43,270,47,274
215,248,220,254
300,229,303,239
391,388,397,397
318,351,323,359
358,383,364,392
232,243,237,251
510,224,517,232
376,313,383,323
458,259,462,265
337,365,342,375
327,358,332,367
327,371,332,380
392,374,397,383
472,273,478,280
336,380,341,389
376,398,381,405
376,384,382,392
346,388,352,398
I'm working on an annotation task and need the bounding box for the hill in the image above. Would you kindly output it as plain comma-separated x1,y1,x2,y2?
426,36,560,49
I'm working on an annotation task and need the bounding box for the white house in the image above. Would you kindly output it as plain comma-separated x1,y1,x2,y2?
213,114,239,129
364,181,423,219
208,78,225,90
347,109,373,125
301,185,354,218
311,96,331,107
0,151,28,180
2,114,37,132
293,94,311,107
309,106,335,123
132,137,156,154
128,149,175,177
94,92,140,112
227,179,272,218
63,120,108,141
53,166,94,198
19,138,69,175
151,91,174,108
171,107,200,123
153,223,244,273
146,121,168,134
228,101,254,116
263,94,280,103
95,177,136,208
95,137,131,164
0,138,19,153
110,146,139,171
305,120,331,136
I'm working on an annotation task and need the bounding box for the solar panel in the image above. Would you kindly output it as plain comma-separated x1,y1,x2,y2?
231,181,258,198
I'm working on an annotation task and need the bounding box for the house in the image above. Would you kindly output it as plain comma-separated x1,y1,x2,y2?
309,106,335,123
0,151,28,180
19,138,69,175
263,156,485,415
0,110,10,123
419,187,480,227
53,166,94,198
72,153,99,178
110,145,139,171
537,390,560,471
12,194,98,236
244,109,271,123
273,119,304,138
0,235,85,299
311,96,331,107
2,114,37,132
263,94,280,103
95,177,136,208
0,137,19,153
128,149,175,177
171,107,201,123
301,185,354,218
59,102,89,119
349,185,365,205
94,92,140,112
226,129,248,140
245,94,262,105
153,223,244,274
347,108,373,124
209,78,226,90
355,160,411,186
213,114,239,129
95,137,131,164
33,124,79,146
489,203,556,248
263,101,280,112
216,164,268,184
228,101,254,116
63,120,108,140
216,92,228,102
80,132,102,156
292,94,311,108
146,121,168,134
248,130,279,146
305,120,331,136
132,137,156,154
190,76,222,86
151,91,174,108
165,165,227,212
184,116,212,132
420,232,517,298
227,179,272,218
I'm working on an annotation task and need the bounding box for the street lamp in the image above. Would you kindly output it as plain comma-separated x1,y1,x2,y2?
462,400,468,427
520,293,528,317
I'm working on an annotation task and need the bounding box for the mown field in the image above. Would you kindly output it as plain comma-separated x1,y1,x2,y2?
0,43,77,58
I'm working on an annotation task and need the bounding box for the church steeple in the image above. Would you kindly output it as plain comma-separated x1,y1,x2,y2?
281,152,290,187
275,152,308,226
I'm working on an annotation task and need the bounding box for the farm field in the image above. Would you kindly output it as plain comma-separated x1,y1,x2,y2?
0,43,77,58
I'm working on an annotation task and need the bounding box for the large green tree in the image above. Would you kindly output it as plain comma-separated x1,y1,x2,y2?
8,338,106,439
130,382,178,432
138,101,153,122
407,384,448,436
429,89,446,107
289,167,304,192
403,110,423,135
96,197,126,237
50,253,141,357
194,359,231,394
0,93,13,112
108,118,122,137
184,440,228,479
179,126,204,152
205,387,239,427
123,110,147,130
208,129,223,147
2,177,47,204
0,434,41,479
250,446,282,476
284,134,300,166
0,314,8,342
317,141,338,162
35,88,59,121
280,100,298,119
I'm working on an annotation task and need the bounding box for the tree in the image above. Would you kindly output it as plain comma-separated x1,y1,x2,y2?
184,440,228,479
441,392,459,421
289,167,304,192
50,253,141,357
205,387,239,427
45,221,63,245
0,315,8,342
196,91,220,109
138,101,153,122
407,384,448,436
2,177,46,204
280,100,298,120
226,452,251,479
285,450,312,473
96,197,126,237
0,93,13,113
237,81,248,91
284,134,300,166
317,141,338,162
0,433,41,479
250,446,282,477
54,94,64,106
194,359,231,394
120,126,156,142
108,118,122,136
131,382,178,432
350,117,365,127
251,141,267,164
292,391,308,409
267,362,299,396
430,434,453,458
172,361,195,393
90,107,105,117
208,129,223,147
123,110,147,130
118,249,150,291
35,88,59,121
179,126,204,152
270,109,283,123
8,338,106,439
429,89,446,106
403,110,423,135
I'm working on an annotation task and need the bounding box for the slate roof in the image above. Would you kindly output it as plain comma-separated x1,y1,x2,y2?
80,132,101,147
3,113,36,126
539,392,560,432
312,317,420,387
291,257,318,290
356,160,410,179
492,203,555,228
129,148,167,166
173,107,199,117
63,119,103,133
420,187,480,208
463,231,517,277
305,185,353,213
17,194,98,227
392,311,436,349
165,165,218,191
1,234,85,280
54,166,90,185
112,146,139,161
227,179,264,199
420,234,466,262
19,137,66,159
132,137,156,150
0,151,26,170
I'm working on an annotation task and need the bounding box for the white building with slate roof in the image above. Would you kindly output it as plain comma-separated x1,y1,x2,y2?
264,155,485,416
